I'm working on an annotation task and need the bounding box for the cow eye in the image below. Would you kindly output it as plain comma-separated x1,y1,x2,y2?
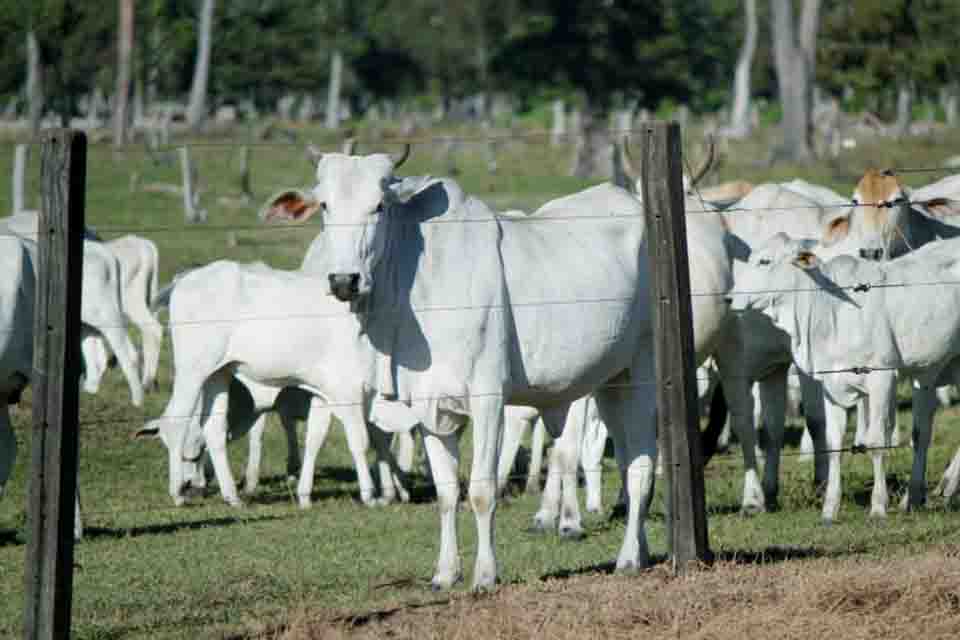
851,197,859,206
374,202,384,215
757,258,771,266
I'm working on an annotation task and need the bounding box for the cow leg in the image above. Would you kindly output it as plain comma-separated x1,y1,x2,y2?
525,418,547,494
865,371,897,518
79,329,108,394
905,383,937,510
497,408,531,496
280,407,302,482
800,375,829,491
758,371,787,510
132,309,163,392
0,404,14,499
201,370,241,507
392,429,416,475
243,413,268,494
935,446,960,501
821,399,847,525
468,394,505,591
296,401,333,509
582,403,607,514
368,425,408,505
423,427,463,590
598,358,656,573
98,324,144,408
715,353,764,514
535,403,581,539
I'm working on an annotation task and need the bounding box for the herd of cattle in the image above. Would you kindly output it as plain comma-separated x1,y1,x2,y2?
4,140,960,590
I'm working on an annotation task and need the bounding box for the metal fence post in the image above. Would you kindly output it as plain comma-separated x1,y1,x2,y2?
638,121,711,574
23,129,86,640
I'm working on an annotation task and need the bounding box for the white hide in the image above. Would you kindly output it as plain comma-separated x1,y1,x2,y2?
731,233,960,521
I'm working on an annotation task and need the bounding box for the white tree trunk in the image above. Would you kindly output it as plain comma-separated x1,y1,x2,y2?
728,0,758,138
325,50,343,130
26,31,43,136
946,85,959,127
186,0,215,131
113,0,135,147
895,82,914,138
551,99,566,146
771,0,815,162
12,144,29,214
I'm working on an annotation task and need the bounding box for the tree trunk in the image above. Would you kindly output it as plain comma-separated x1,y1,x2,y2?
186,0,215,131
728,0,757,138
569,101,611,179
946,84,958,127
551,98,566,146
113,0,135,147
770,0,815,163
895,81,914,138
325,50,343,130
26,31,43,137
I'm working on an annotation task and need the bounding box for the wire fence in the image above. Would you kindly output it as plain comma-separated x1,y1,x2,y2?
7,135,960,560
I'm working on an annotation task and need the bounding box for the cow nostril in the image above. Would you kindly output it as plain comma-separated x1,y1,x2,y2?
723,297,733,305
349,273,360,292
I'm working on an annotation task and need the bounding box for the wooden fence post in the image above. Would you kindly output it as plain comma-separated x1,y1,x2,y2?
638,121,711,575
179,146,206,223
23,129,86,640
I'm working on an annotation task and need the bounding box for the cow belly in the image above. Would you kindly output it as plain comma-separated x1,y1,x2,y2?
509,300,641,397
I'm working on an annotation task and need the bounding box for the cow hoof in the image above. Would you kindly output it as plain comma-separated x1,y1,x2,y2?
286,475,298,486
559,526,585,541
430,572,463,592
527,520,552,535
868,510,887,520
740,504,764,517
225,498,245,508
615,560,641,576
173,495,186,507
297,496,312,510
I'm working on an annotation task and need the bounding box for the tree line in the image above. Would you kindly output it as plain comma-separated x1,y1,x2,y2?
1,1,959,163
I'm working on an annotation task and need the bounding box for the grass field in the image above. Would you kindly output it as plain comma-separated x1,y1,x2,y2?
3,123,960,638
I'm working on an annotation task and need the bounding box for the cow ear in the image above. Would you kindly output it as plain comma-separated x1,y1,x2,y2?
823,216,850,246
259,189,323,223
917,197,960,219
792,250,819,270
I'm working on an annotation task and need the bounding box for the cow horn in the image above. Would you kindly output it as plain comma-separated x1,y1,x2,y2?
306,143,323,166
620,136,640,187
688,136,716,189
391,143,411,169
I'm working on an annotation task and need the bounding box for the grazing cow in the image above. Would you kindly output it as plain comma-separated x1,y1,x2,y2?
730,233,960,521
261,146,734,590
136,258,410,508
1,213,143,407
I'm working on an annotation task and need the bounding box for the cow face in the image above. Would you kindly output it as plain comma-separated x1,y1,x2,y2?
852,169,909,260
729,233,818,316
261,148,410,302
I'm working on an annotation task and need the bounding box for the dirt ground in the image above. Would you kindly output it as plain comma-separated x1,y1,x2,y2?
245,547,960,640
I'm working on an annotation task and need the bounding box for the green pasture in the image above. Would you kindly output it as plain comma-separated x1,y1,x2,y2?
2,125,960,639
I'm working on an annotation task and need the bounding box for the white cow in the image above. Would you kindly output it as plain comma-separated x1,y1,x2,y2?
0,235,83,540
261,148,733,590
136,258,412,508
730,233,960,521
0,213,143,407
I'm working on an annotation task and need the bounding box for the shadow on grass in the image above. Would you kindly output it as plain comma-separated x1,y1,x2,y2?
81,513,292,541
0,528,23,547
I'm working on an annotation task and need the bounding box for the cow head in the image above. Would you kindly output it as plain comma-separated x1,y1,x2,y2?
728,233,819,315
851,168,910,260
262,145,411,302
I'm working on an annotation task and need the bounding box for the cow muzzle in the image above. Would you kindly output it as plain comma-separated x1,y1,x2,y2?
329,273,361,302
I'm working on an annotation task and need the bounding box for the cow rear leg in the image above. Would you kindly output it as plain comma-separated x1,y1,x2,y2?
99,325,144,408
243,413,268,494
904,384,937,511
758,373,787,510
525,419,547,494
468,394,505,591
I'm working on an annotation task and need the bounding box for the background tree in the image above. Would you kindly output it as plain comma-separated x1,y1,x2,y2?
186,0,214,130
113,0,135,146
770,0,821,163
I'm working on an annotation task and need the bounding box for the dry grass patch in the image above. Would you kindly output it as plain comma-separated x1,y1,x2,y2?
255,548,960,640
